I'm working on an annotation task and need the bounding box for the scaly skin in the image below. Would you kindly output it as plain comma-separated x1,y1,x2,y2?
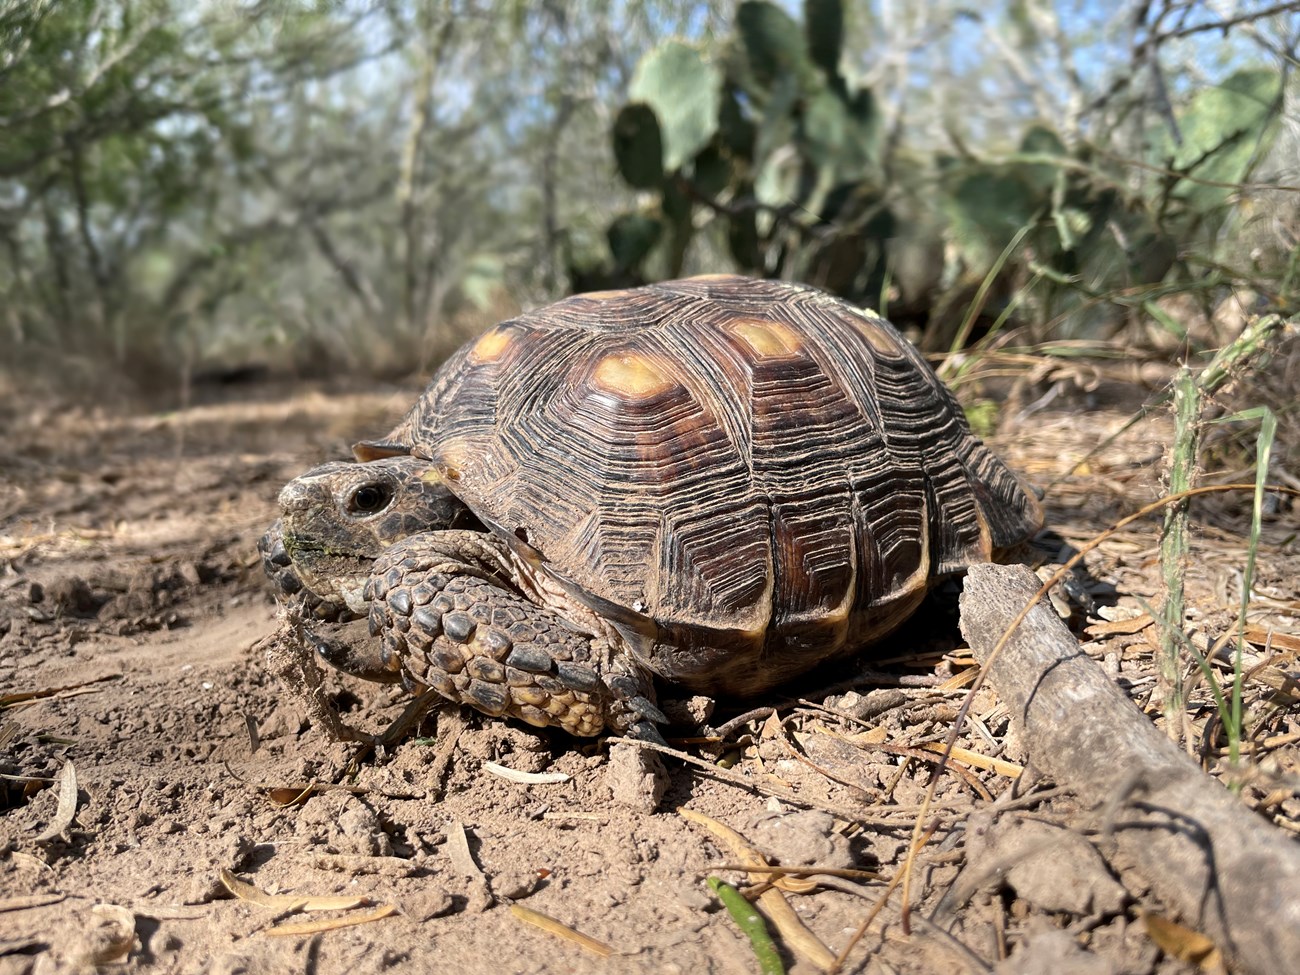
262,457,665,738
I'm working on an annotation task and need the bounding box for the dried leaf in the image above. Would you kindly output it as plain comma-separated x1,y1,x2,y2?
1086,612,1156,637
265,785,317,807
218,869,370,911
33,761,78,844
510,904,614,957
1250,666,1300,703
481,761,571,785
1142,911,1224,971
263,904,397,937
1243,625,1300,654
445,821,485,880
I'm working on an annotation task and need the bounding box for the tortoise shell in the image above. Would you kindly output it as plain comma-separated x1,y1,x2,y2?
360,275,1041,696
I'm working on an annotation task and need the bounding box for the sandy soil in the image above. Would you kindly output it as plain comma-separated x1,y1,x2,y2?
1,367,1297,975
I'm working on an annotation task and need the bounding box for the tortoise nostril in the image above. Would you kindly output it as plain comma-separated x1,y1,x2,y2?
277,480,315,513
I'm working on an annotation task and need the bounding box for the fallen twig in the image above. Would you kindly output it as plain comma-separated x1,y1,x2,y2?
959,563,1300,975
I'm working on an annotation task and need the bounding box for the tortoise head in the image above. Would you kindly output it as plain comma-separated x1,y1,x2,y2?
266,456,479,614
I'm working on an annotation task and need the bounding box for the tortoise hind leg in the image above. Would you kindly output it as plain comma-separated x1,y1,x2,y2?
365,532,664,739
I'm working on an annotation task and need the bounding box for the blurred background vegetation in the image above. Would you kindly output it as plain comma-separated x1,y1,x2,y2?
1,0,1297,392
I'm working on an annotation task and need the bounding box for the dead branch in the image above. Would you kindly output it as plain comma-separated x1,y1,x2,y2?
959,563,1300,975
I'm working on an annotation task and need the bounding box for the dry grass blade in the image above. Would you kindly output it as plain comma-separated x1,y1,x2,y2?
0,893,67,913
0,772,56,785
917,742,1022,778
226,762,422,804
681,809,837,972
710,864,883,881
481,761,571,785
810,726,995,800
308,853,420,877
1158,366,1200,726
832,829,926,974
33,761,78,844
681,808,791,887
509,904,614,958
263,904,397,937
0,674,121,709
217,869,371,911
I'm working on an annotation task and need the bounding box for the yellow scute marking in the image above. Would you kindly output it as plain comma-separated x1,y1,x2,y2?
850,309,901,355
469,325,515,364
591,352,675,399
725,317,803,359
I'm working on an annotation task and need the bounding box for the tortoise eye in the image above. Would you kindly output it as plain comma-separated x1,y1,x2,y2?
347,482,393,515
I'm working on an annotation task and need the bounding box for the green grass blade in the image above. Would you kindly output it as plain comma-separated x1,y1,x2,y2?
1231,407,1277,766
946,223,1035,360
707,877,785,975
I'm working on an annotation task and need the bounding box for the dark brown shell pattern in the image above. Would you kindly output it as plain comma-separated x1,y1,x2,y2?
375,275,1042,697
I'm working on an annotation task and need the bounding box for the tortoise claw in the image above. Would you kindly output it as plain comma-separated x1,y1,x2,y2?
624,718,668,747
306,618,402,684
627,695,668,727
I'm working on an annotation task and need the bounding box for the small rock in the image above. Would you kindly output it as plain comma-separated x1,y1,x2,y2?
738,809,855,870
399,885,456,921
334,797,393,857
604,741,668,812
491,867,542,901
659,695,715,727
996,918,1113,975
965,812,1127,917
48,576,99,617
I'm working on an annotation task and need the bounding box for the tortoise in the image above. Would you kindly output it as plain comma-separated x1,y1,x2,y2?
260,275,1041,739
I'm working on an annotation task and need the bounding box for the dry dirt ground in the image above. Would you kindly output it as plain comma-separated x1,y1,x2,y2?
1,365,1297,975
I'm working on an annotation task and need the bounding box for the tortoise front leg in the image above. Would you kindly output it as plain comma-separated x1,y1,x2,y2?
365,532,664,739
